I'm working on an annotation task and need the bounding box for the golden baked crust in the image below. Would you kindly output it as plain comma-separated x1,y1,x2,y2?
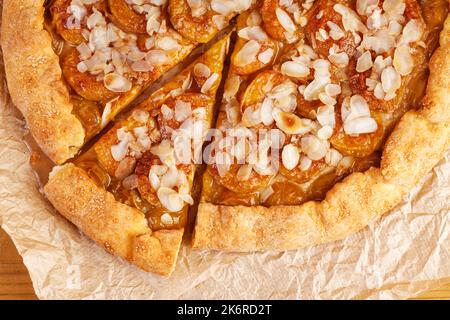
192,13,450,252
44,164,183,275
1,0,85,164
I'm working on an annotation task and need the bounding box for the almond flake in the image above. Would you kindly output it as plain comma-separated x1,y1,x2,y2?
276,7,297,34
157,187,184,212
301,135,329,160
201,73,219,93
234,40,260,67
344,116,378,135
393,45,413,76
282,144,300,170
281,61,310,78
193,63,211,78
356,51,373,73
104,73,132,93
258,48,274,64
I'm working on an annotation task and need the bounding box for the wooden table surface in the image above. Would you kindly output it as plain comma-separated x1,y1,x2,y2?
0,227,448,300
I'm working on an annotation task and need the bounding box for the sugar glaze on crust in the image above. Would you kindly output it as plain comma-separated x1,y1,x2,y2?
1,0,85,164
192,14,450,252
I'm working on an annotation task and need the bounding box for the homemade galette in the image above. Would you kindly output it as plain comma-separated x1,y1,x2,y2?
1,0,449,275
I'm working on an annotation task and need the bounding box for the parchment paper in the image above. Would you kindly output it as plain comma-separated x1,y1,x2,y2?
0,6,449,300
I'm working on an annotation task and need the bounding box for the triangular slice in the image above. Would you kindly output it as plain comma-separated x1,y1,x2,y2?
44,35,230,275
1,0,250,164
192,0,443,251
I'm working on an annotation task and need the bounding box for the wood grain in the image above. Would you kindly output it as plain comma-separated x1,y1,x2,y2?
0,227,448,300
0,228,37,300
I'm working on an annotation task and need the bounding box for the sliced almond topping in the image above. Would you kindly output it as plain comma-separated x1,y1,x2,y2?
324,84,341,97
258,48,274,64
156,37,180,51
114,157,136,180
260,97,274,125
223,75,241,101
234,40,260,67
399,19,423,45
146,50,170,65
201,72,219,93
211,0,236,16
328,51,349,67
327,21,345,40
349,95,370,117
393,45,413,76
356,0,379,16
356,51,373,73
104,73,132,93
276,7,297,34
238,26,268,41
335,156,354,175
174,100,192,122
281,61,310,78
374,82,385,99
382,0,406,19
242,106,262,127
160,213,174,225
157,187,184,212
325,148,343,167
317,125,333,140
301,134,329,161
122,174,139,190
132,109,150,123
160,166,179,189
247,10,262,26
316,105,336,128
212,15,227,30
282,144,300,170
161,104,174,120
319,93,337,106
111,140,129,162
344,116,378,135
381,66,401,95
193,63,211,78
299,155,312,171
333,4,368,34
275,112,313,135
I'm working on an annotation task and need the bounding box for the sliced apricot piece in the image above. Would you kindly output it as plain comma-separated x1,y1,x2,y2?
279,158,326,184
50,0,106,45
208,164,273,194
108,0,147,34
305,0,357,58
169,0,224,43
261,0,301,43
330,112,384,158
61,49,119,101
157,93,213,140
241,70,287,108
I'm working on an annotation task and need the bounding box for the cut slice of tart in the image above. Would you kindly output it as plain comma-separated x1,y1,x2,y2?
192,0,449,251
1,0,248,164
43,35,230,275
